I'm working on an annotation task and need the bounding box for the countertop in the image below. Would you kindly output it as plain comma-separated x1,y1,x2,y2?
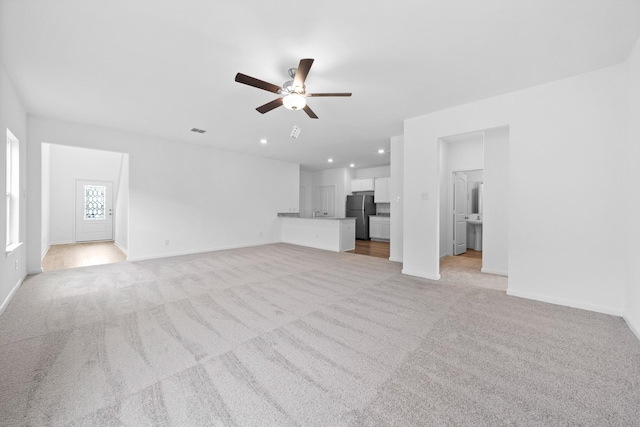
278,213,355,220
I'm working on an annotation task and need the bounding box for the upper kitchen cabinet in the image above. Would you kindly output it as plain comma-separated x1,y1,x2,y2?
351,178,374,192
374,177,390,203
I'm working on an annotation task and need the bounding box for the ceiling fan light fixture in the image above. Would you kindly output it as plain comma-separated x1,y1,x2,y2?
283,93,306,110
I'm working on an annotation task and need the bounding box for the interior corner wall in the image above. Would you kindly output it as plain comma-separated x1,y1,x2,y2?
625,36,640,338
26,116,300,268
0,62,28,311
41,143,51,259
390,135,404,262
482,126,509,276
404,62,629,315
114,153,129,254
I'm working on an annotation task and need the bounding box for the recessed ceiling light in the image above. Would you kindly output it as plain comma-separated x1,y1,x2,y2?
378,149,385,154
260,139,267,144
328,158,333,163
350,163,355,168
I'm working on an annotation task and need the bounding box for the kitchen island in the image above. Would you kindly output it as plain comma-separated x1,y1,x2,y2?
278,214,356,252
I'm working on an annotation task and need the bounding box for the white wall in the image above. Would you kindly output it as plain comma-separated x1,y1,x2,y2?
0,62,27,312
47,144,124,244
355,165,390,180
114,153,129,253
299,170,313,216
390,135,404,262
41,142,50,258
625,37,640,339
27,117,299,268
482,127,509,276
404,62,629,315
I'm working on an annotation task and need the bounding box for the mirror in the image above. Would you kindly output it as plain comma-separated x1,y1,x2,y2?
469,181,483,214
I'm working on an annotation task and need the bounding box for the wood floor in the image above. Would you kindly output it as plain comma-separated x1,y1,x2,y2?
346,240,391,259
42,241,127,272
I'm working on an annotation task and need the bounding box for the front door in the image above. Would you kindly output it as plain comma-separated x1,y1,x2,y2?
75,180,113,242
453,172,467,255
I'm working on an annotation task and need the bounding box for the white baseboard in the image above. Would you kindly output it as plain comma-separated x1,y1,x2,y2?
402,268,441,281
0,274,26,316
50,240,75,245
624,315,640,342
506,288,623,317
126,241,279,262
389,257,403,263
481,267,508,276
41,244,51,261
114,241,128,256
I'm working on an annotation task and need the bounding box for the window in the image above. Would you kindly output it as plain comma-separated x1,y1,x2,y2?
6,129,19,251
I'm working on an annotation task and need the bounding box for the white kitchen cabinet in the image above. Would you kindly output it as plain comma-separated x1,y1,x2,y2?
369,217,383,239
382,218,390,239
374,177,390,203
351,178,375,193
369,216,390,240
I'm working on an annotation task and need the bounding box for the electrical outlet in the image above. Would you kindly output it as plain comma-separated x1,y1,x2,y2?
15,260,19,270
164,240,169,246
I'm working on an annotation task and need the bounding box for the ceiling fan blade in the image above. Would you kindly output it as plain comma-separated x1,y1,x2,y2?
235,73,282,94
293,58,314,88
303,105,318,119
307,93,352,97
256,98,284,114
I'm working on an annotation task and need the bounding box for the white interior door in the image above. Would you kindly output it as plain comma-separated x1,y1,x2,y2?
76,180,113,242
453,173,467,255
317,185,335,217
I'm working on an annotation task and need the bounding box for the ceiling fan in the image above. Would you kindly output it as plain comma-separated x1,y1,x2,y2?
234,58,351,119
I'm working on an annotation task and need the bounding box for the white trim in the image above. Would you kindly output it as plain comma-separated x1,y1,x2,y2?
49,240,76,245
126,241,279,262
507,289,623,317
402,268,441,281
624,316,640,343
5,241,23,256
114,240,128,256
41,244,51,260
389,257,403,263
481,267,508,276
0,274,26,316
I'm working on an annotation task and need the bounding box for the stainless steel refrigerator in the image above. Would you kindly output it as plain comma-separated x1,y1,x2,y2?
346,194,376,240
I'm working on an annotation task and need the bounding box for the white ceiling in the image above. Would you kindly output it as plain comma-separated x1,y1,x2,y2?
1,0,639,171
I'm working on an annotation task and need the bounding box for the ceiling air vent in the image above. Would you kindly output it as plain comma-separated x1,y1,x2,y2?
190,128,206,133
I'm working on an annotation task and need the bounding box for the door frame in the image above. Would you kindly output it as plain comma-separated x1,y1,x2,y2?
448,168,483,256
75,179,114,242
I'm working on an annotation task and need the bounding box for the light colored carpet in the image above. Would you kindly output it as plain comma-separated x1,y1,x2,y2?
0,243,638,426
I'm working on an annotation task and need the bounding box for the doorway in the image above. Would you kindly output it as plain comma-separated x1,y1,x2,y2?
42,143,129,271
438,126,509,279
451,169,484,257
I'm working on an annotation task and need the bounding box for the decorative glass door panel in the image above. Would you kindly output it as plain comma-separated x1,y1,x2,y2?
76,180,113,242
84,185,106,220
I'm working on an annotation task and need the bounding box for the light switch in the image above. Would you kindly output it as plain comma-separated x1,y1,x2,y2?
420,192,429,201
